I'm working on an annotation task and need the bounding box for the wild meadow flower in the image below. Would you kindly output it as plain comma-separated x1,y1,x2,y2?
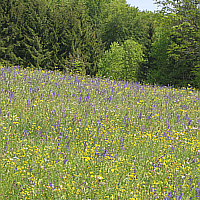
0,66,199,199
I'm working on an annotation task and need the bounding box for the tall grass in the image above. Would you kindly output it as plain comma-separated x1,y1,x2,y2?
0,66,200,199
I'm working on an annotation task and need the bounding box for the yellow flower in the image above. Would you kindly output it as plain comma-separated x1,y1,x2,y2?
96,175,104,182
82,157,90,162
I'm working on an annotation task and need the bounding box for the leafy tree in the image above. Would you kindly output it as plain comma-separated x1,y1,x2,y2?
99,1,140,50
98,41,124,79
136,13,156,82
146,27,173,85
98,2,157,83
152,0,200,87
98,39,144,81
123,39,144,81
84,0,112,25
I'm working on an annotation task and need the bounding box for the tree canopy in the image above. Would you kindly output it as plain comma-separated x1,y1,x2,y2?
0,0,199,88
148,0,200,87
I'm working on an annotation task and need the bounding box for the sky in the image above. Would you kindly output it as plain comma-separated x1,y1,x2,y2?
126,0,159,12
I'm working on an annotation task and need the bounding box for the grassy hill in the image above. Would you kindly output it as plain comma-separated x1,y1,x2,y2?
0,66,200,199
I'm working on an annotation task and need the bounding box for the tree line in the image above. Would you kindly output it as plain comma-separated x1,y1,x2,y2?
0,0,200,88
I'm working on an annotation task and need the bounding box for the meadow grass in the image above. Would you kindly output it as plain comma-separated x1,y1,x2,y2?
0,66,200,199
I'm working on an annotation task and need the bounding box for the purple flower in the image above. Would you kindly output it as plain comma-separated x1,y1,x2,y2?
189,184,194,192
149,185,153,193
168,192,171,199
4,142,8,151
139,112,142,119
177,115,180,123
195,187,200,198
79,94,82,102
50,183,55,190
84,141,87,151
67,140,70,150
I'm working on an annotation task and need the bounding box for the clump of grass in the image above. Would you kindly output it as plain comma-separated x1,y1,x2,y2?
0,66,200,199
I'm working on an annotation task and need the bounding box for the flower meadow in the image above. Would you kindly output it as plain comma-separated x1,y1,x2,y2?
0,66,200,200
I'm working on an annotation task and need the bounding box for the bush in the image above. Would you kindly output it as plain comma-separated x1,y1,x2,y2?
98,39,144,81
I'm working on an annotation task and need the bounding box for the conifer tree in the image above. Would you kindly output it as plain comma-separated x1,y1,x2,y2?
66,0,104,75
18,0,51,68
0,0,23,65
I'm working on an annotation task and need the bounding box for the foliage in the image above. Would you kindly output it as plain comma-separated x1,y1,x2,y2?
99,1,141,50
65,48,87,75
123,39,144,81
135,13,156,82
0,0,104,75
98,39,144,81
0,0,23,65
1,0,199,88
67,0,104,76
193,63,200,88
98,41,125,79
146,27,173,85
151,0,200,87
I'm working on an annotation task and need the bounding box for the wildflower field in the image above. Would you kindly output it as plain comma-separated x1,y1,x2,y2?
0,66,200,200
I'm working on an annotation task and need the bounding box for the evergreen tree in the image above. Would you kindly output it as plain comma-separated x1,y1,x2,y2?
18,0,53,69
41,5,68,70
65,0,104,76
0,0,23,65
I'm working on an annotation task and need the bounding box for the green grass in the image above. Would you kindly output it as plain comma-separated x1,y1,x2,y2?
0,66,200,199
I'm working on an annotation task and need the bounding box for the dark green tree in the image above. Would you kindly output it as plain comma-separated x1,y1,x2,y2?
18,0,56,69
136,13,156,82
0,0,23,65
152,0,200,87
99,1,140,50
146,27,173,85
40,5,71,70
65,0,104,76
